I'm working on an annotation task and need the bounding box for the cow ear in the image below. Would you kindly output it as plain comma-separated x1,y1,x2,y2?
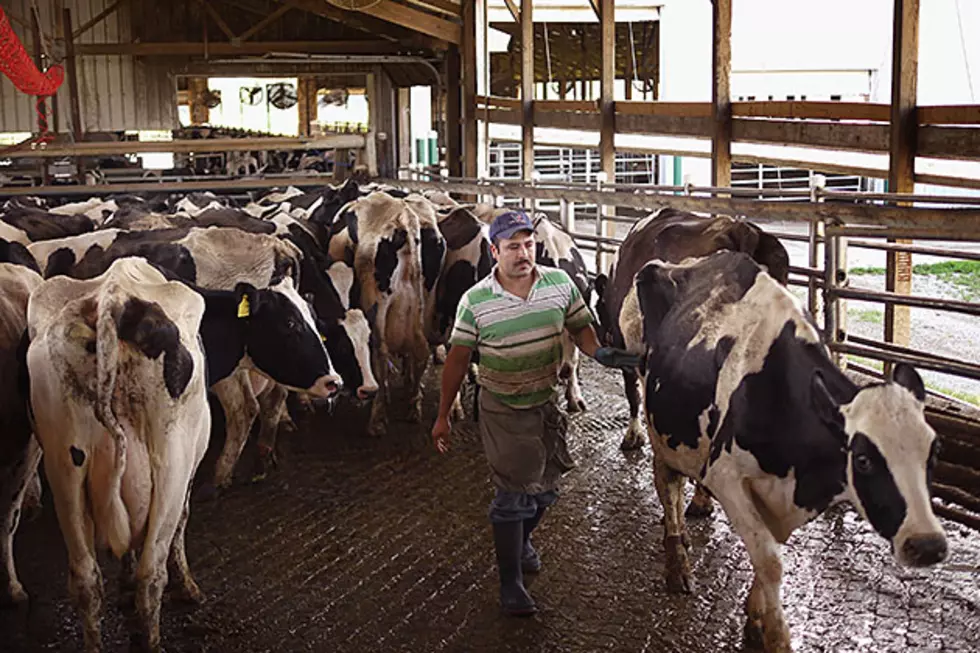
892,363,926,402
233,282,260,319
811,371,845,430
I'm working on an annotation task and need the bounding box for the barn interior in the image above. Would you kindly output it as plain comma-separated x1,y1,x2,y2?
1,1,980,652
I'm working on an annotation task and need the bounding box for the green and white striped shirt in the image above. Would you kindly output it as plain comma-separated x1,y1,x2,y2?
449,265,593,408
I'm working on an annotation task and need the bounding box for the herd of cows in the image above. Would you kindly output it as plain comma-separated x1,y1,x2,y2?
0,180,950,653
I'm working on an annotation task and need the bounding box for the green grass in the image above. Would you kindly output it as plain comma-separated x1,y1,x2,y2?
848,259,980,301
851,308,884,324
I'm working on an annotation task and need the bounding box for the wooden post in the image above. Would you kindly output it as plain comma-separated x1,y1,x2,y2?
397,87,412,175
447,45,462,177
298,78,312,137
63,8,84,142
189,78,210,125
625,42,633,101
711,0,732,190
520,0,534,182
462,0,478,179
599,0,616,272
885,0,919,350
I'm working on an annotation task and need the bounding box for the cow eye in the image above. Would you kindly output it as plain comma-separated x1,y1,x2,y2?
854,454,873,475
286,318,299,331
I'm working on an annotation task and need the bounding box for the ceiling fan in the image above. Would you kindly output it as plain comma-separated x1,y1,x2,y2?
267,82,298,110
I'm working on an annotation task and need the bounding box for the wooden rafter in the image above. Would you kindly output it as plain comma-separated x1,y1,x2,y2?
237,4,293,41
73,0,127,39
588,0,600,20
402,0,461,18
337,1,461,45
195,0,236,41
284,0,443,50
503,0,520,23
76,41,401,56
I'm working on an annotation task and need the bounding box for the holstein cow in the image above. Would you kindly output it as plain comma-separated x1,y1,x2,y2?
631,251,945,653
533,214,592,413
342,191,446,435
26,257,211,652
1,203,95,241
595,207,790,451
0,263,43,607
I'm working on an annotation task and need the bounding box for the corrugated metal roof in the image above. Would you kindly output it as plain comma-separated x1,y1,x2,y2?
0,0,176,134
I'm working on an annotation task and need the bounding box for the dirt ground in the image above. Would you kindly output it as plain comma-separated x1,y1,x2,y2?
3,359,980,653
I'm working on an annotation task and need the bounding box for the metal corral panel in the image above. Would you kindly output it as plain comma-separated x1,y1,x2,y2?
0,0,176,134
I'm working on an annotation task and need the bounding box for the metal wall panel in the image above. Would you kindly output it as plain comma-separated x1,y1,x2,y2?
0,0,177,134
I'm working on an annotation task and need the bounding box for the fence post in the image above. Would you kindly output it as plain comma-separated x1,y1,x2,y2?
824,220,842,367
808,173,826,319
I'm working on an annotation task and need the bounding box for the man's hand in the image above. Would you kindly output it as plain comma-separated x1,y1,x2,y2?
594,346,643,370
432,415,452,453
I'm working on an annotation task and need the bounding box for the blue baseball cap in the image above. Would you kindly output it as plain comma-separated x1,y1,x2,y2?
489,210,535,243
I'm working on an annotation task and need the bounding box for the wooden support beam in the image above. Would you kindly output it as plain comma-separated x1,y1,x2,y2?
462,0,478,179
733,101,891,122
76,41,401,56
297,77,314,137
63,8,84,142
403,0,462,19
238,4,292,42
447,45,462,177
73,0,126,39
599,0,616,270
284,0,442,51
188,78,210,125
196,0,236,42
711,0,732,190
885,0,919,349
588,0,601,20
503,0,520,23
521,0,534,182
355,0,461,45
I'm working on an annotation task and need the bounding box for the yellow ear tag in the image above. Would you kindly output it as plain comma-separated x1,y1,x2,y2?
320,334,327,342
237,295,250,318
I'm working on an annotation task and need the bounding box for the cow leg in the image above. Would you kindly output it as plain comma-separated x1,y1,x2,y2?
652,455,692,593
45,453,104,652
135,463,193,652
621,369,646,450
685,482,715,518
211,373,260,489
253,384,289,482
405,353,428,424
714,485,791,653
367,345,390,437
0,435,41,607
167,491,205,605
561,336,586,413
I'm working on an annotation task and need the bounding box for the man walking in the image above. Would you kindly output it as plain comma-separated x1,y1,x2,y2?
431,209,637,616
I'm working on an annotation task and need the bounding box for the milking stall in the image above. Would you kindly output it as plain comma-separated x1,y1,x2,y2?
2,0,980,651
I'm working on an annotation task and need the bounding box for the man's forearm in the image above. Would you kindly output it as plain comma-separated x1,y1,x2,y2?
569,325,601,358
437,345,473,419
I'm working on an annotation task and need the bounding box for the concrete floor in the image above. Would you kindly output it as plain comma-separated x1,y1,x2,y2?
3,359,979,652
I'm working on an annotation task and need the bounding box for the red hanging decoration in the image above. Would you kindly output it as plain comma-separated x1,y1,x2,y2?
0,6,64,145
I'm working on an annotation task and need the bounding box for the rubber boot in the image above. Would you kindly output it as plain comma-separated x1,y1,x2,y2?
492,521,537,616
522,506,546,573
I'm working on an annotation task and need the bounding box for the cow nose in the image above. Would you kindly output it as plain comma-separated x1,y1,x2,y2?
357,385,378,401
310,375,342,399
902,534,948,567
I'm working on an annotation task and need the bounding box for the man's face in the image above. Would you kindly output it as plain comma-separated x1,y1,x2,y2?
492,230,536,279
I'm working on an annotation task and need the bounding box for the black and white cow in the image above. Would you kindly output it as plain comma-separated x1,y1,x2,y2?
0,263,43,607
1,203,95,242
632,251,945,653
596,208,790,450
533,214,592,413
342,191,446,435
26,257,211,652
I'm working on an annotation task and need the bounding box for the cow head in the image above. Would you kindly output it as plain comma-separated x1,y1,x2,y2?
234,277,341,399
320,262,379,401
812,364,946,567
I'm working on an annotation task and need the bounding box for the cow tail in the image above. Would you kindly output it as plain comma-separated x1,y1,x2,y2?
94,284,131,558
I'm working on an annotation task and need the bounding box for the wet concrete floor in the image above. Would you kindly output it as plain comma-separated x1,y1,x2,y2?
3,359,980,652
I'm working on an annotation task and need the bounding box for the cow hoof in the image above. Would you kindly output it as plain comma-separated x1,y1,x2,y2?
619,433,645,451
663,536,693,594
684,486,715,518
743,618,765,650
171,582,206,606
566,398,586,414
0,583,28,608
